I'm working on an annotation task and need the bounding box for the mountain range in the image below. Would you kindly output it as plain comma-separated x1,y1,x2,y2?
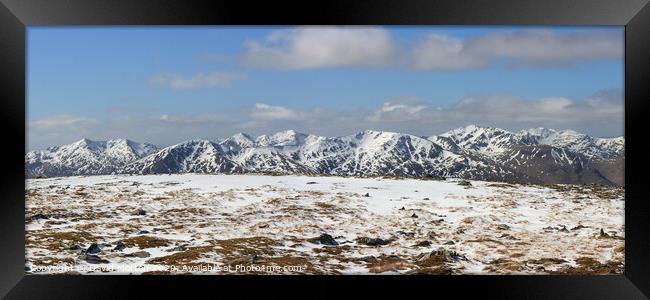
25,125,625,186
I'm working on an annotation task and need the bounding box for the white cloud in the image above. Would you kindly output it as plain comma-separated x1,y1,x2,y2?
411,30,622,69
149,71,241,90
367,100,430,122
242,27,397,69
241,28,621,70
30,114,97,130
248,103,310,121
411,34,487,70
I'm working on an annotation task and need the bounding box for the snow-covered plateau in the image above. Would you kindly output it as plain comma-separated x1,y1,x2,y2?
26,173,624,275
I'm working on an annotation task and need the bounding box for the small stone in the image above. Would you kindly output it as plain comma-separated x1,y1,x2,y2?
86,243,102,254
422,197,430,200
414,240,432,247
356,237,392,246
411,213,419,218
496,224,510,230
317,234,339,246
306,182,318,185
600,228,609,238
29,213,49,222
138,230,150,234
363,193,370,197
399,206,405,210
258,223,269,228
113,242,126,251
134,209,147,216
443,240,455,245
571,225,588,231
130,251,151,258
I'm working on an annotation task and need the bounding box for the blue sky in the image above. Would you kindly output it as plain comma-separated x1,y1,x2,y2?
28,26,624,150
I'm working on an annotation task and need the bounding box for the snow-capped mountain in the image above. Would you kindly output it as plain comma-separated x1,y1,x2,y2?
26,126,625,186
122,139,242,174
26,138,158,177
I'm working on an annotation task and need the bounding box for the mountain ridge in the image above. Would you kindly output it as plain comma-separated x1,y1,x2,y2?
26,125,625,186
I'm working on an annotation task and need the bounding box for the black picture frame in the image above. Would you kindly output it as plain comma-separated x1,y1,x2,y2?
1,0,649,298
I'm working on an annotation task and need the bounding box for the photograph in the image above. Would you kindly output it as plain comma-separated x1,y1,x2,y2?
24,26,625,275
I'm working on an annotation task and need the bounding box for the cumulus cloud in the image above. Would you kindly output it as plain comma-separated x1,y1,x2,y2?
149,71,241,90
248,103,307,121
241,27,621,70
242,27,397,69
411,30,623,69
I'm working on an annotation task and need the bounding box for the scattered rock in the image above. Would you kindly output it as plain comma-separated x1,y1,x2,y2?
355,256,378,263
134,209,147,216
411,213,419,218
496,224,510,230
258,223,269,228
571,225,589,231
416,247,466,263
28,213,49,222
363,193,370,197
86,243,102,254
138,230,150,234
113,242,126,251
399,206,405,211
422,197,430,200
356,237,392,246
413,240,432,247
559,226,569,233
306,182,318,185
599,228,609,238
443,240,455,245
127,251,151,258
310,233,338,246
83,254,109,264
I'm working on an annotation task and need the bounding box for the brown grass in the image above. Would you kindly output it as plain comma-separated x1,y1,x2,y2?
121,236,171,249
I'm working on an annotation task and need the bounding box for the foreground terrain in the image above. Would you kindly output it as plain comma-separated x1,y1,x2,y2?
26,174,624,275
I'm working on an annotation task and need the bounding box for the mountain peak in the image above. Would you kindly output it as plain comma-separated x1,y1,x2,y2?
256,130,308,147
